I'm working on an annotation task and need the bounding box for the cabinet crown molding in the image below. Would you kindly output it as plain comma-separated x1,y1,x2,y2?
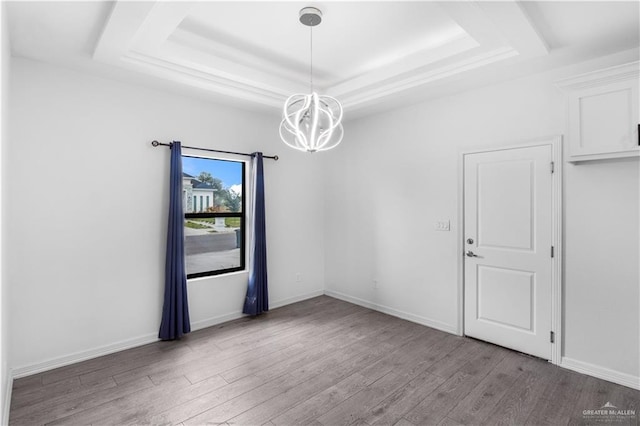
555,61,639,91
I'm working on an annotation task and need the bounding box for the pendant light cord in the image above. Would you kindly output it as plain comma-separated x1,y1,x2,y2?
309,25,313,92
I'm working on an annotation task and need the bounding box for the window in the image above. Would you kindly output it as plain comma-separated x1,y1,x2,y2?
182,156,245,278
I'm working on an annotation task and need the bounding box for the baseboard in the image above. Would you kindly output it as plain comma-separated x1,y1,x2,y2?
324,289,458,335
11,332,159,379
190,311,245,331
192,289,324,330
11,289,325,381
2,369,12,426
561,357,640,390
270,289,325,310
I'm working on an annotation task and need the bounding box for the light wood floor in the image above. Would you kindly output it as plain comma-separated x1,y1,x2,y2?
9,296,640,426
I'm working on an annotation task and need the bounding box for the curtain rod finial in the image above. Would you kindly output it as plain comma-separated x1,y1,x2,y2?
152,140,159,147
274,155,279,161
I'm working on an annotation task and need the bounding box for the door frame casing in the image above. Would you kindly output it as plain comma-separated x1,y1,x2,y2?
456,135,563,365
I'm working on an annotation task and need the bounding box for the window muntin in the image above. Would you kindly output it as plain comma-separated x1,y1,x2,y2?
182,156,245,278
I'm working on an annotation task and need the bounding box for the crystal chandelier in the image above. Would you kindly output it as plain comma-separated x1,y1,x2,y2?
279,7,344,153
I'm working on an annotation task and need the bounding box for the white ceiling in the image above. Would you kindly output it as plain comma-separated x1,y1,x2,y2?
6,1,640,120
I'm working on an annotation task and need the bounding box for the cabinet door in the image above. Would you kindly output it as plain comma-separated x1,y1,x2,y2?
568,78,639,161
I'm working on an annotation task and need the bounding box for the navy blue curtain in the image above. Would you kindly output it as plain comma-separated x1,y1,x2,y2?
243,152,269,316
159,141,191,340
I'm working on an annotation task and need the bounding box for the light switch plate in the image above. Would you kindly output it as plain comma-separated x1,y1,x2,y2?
435,220,450,231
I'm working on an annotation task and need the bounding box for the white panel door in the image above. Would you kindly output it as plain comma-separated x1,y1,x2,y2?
464,145,553,359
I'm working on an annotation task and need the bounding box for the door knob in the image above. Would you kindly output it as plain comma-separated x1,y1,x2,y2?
466,250,479,257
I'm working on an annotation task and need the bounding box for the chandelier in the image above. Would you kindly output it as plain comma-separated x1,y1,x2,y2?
279,7,344,153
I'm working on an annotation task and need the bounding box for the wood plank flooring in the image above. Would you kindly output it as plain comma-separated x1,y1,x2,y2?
9,296,640,425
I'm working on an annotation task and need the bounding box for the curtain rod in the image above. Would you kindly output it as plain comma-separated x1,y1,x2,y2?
151,140,279,161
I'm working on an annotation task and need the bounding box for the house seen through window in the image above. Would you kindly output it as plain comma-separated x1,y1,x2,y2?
182,155,245,278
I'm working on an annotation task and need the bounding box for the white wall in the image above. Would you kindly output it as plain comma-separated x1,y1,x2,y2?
0,1,11,422
323,49,639,385
7,57,325,373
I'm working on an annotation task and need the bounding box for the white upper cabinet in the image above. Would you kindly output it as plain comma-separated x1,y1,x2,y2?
557,61,639,162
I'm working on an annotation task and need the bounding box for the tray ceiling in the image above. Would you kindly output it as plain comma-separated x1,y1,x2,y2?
7,1,640,118
93,1,548,111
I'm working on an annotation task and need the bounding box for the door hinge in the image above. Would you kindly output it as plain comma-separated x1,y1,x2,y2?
551,161,555,173
550,331,555,343
551,246,554,258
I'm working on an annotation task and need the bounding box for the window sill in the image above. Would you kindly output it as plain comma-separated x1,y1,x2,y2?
187,269,248,283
